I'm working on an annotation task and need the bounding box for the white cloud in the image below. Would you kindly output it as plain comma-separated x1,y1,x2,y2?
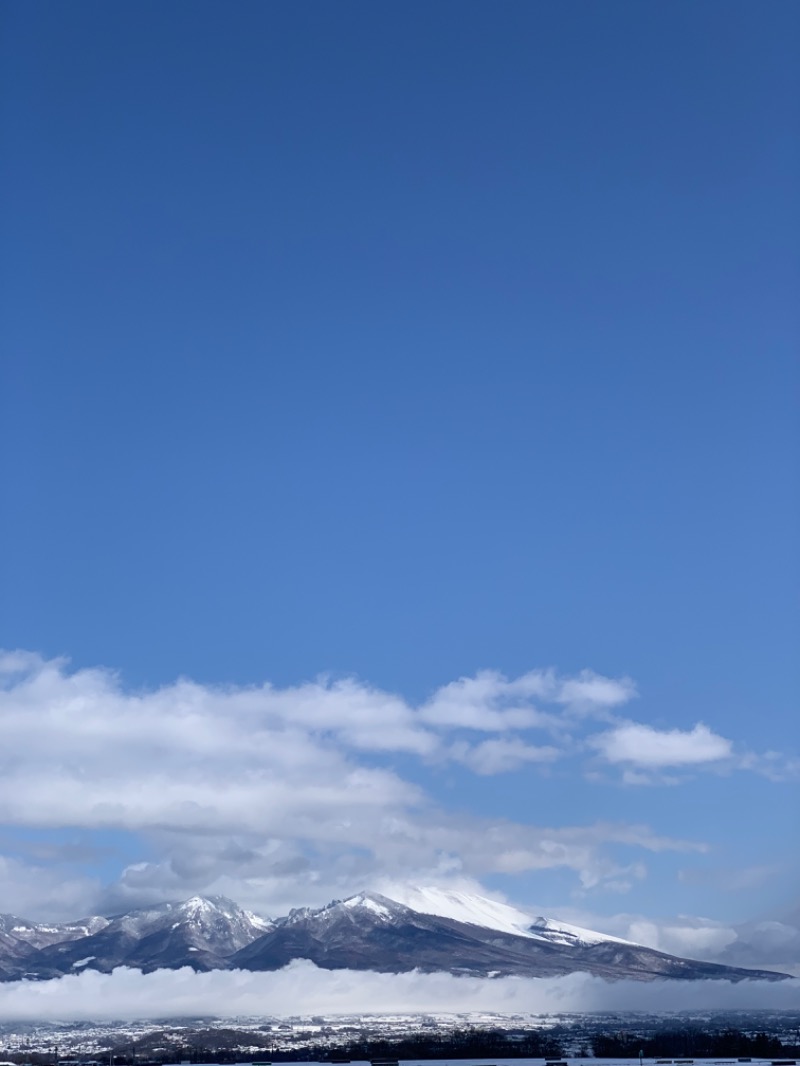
738,749,800,781
719,919,800,974
0,648,46,676
0,815,701,923
0,963,794,1021
555,670,638,712
533,901,800,977
0,856,100,922
590,721,733,768
625,917,739,957
419,668,637,733
419,670,559,731
0,650,789,922
450,737,561,774
0,653,649,859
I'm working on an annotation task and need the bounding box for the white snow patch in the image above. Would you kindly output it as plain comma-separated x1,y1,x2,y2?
243,909,272,930
343,894,391,919
70,957,95,969
182,897,213,916
528,916,636,947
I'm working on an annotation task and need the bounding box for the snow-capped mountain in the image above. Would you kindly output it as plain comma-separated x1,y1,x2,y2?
0,912,112,979
233,889,788,982
0,912,110,949
0,889,790,983
8,896,272,979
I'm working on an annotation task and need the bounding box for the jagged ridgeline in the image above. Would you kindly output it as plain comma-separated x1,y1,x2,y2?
0,888,791,982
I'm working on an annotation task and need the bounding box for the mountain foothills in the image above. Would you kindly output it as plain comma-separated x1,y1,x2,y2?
0,889,789,983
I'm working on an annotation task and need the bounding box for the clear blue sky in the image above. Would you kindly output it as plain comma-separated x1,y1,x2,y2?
0,1,798,966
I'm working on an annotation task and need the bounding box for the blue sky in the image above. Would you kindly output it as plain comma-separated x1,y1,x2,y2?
1,0,798,975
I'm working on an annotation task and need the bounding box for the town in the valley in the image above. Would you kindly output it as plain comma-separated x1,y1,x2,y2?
0,1011,798,1066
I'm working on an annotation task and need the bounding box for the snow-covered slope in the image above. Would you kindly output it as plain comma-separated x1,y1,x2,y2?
341,893,396,919
380,886,538,938
0,913,110,950
379,885,634,948
527,915,636,947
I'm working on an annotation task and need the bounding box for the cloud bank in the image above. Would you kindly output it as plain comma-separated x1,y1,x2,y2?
0,651,704,919
0,963,796,1021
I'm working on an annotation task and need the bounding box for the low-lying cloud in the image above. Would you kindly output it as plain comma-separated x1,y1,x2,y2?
0,963,796,1021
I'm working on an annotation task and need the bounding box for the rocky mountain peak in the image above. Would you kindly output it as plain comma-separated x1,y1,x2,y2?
0,889,790,984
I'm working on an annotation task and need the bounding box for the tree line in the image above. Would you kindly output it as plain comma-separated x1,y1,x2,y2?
591,1028,793,1059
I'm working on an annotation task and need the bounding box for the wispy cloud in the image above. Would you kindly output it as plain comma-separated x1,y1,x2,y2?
449,736,562,774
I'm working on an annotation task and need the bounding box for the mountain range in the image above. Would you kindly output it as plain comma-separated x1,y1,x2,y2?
0,888,790,983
